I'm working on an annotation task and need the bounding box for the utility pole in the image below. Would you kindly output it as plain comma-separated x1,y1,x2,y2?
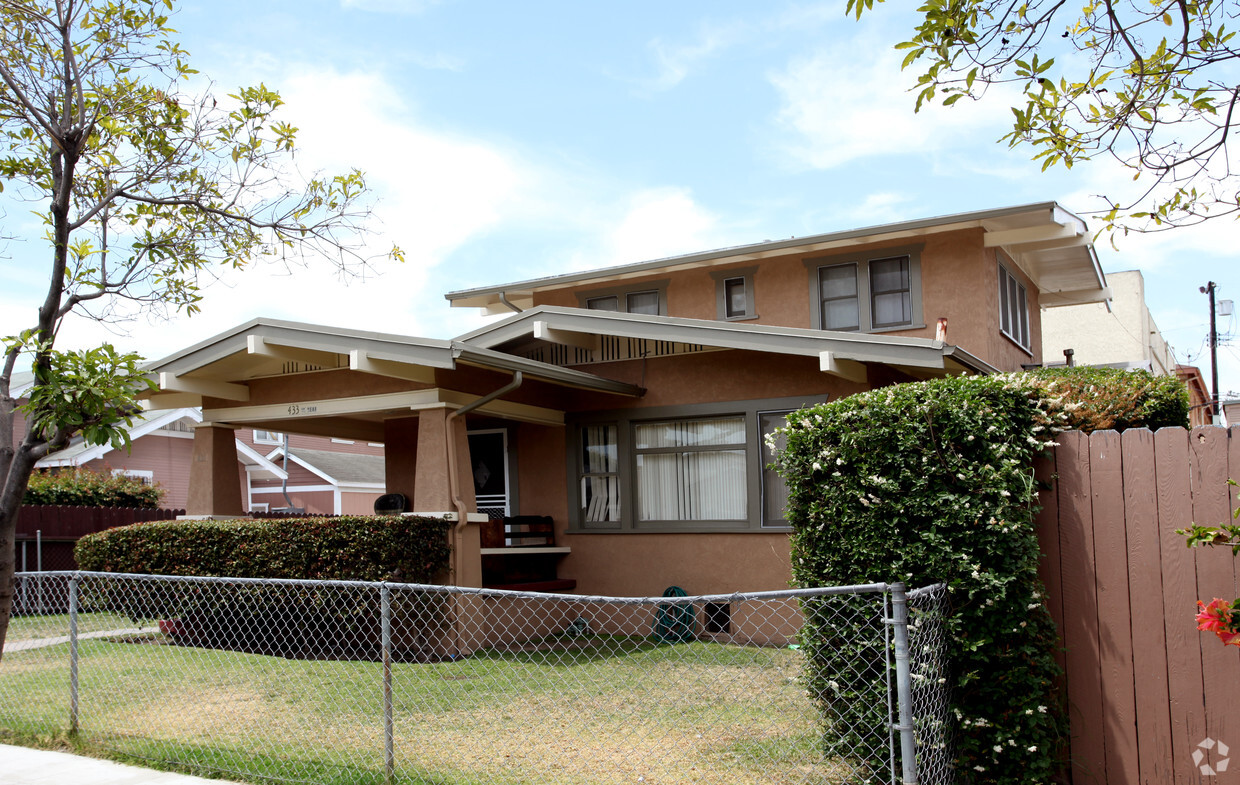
1200,281,1220,417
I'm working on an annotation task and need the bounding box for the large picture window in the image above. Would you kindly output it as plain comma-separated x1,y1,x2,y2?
569,397,821,532
634,417,747,522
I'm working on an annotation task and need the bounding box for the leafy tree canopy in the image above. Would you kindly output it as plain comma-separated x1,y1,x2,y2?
0,0,398,656
849,0,1240,234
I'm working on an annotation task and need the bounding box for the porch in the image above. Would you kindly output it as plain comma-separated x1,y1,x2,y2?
143,318,644,588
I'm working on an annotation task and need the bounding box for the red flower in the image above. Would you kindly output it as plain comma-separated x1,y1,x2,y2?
1197,598,1240,646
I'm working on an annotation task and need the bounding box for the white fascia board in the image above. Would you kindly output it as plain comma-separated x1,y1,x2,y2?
36,407,203,468
251,484,335,494
236,439,288,480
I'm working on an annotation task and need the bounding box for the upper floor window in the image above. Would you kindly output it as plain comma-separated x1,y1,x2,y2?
253,429,283,445
579,281,668,315
807,248,923,333
710,267,757,321
998,261,1031,351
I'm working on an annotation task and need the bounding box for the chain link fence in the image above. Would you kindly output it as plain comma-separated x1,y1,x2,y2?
2,572,952,785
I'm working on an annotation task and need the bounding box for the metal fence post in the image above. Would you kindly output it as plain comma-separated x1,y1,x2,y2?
381,584,394,785
69,574,80,735
19,542,27,614
890,582,918,785
36,530,43,615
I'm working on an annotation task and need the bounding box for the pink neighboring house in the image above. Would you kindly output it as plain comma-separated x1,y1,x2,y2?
12,372,384,514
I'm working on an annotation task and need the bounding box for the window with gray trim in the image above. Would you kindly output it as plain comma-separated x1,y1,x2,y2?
998,261,1031,351
808,249,923,333
759,411,792,527
710,267,757,321
568,397,823,532
579,280,668,315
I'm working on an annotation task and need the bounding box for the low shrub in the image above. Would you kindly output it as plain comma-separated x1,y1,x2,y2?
23,467,163,508
75,515,452,582
75,515,454,660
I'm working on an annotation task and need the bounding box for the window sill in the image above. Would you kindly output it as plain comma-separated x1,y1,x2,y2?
868,323,926,334
721,313,760,323
1000,331,1034,357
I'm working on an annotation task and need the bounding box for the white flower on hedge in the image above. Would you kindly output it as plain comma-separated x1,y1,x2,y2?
993,745,1003,753
1038,705,1047,713
1028,745,1038,752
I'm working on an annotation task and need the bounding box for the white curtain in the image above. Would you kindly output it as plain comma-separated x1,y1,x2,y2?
634,418,746,521
582,424,620,522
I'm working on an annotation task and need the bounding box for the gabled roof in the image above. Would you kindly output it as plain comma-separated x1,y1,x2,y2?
36,406,289,480
36,407,203,468
456,305,998,378
446,201,1107,313
145,317,644,401
9,371,34,398
265,446,385,487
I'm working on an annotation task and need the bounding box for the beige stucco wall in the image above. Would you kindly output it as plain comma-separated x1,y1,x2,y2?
532,227,1042,372
501,349,894,596
1041,270,1174,373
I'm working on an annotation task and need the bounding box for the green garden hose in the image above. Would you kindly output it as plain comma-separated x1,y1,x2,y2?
653,585,696,643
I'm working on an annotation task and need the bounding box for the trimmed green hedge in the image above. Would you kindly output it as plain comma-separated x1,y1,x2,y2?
75,515,452,583
775,369,1188,784
23,467,163,508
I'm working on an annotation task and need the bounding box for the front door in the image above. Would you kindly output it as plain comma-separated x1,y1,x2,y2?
467,429,510,518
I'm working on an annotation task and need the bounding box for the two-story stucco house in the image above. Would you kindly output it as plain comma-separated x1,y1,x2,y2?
143,201,1108,596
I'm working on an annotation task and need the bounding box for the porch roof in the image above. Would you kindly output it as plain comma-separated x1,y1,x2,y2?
141,318,644,439
445,201,1108,313
456,305,999,380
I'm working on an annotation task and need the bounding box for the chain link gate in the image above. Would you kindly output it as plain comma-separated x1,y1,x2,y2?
2,572,952,784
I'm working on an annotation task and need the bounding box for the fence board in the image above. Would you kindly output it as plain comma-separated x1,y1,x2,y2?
1090,430,1138,785
1034,447,1066,676
1120,428,1174,784
1189,427,1240,762
1154,427,1204,785
1057,430,1107,784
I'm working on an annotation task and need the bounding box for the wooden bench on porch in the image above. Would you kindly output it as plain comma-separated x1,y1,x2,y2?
479,515,576,593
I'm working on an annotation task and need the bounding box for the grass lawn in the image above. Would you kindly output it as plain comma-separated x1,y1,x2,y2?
0,614,865,785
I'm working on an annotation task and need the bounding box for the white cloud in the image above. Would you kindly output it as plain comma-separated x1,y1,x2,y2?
769,44,1020,170
643,24,741,92
559,187,733,273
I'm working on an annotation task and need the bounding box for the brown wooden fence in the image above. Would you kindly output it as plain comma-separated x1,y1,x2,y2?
1037,426,1240,784
15,505,185,571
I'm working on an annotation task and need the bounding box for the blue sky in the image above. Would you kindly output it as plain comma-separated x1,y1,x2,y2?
2,0,1237,398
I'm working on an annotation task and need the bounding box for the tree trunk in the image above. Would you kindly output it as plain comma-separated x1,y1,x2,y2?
0,446,38,660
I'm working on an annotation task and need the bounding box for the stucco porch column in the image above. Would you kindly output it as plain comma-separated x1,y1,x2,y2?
382,416,419,504
413,407,481,588
186,424,244,517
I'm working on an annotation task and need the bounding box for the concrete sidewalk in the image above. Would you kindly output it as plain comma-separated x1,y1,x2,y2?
0,744,245,784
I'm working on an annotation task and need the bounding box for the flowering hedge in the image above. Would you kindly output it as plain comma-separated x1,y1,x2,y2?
774,368,1188,784
74,515,452,583
23,467,163,508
